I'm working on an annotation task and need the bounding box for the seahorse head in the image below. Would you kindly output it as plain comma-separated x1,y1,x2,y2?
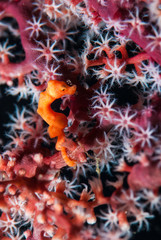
46,80,76,98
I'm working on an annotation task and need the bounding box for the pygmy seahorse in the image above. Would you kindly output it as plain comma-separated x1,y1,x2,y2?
37,80,77,167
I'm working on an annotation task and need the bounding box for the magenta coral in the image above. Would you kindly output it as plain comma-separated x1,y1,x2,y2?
0,0,161,240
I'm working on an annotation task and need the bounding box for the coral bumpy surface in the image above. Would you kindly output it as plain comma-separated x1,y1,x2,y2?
1,0,161,239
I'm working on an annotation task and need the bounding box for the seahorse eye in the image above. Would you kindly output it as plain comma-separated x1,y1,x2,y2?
61,85,66,91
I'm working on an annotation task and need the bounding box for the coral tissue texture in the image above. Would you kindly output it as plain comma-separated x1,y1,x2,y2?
0,0,161,239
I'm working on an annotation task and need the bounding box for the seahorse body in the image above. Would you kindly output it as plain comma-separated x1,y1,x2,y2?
37,80,77,167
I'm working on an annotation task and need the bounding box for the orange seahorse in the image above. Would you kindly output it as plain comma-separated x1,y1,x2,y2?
37,80,77,167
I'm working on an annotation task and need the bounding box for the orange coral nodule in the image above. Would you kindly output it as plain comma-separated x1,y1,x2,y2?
37,80,77,167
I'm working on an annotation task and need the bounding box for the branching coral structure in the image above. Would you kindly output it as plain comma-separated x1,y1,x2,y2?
0,0,161,239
